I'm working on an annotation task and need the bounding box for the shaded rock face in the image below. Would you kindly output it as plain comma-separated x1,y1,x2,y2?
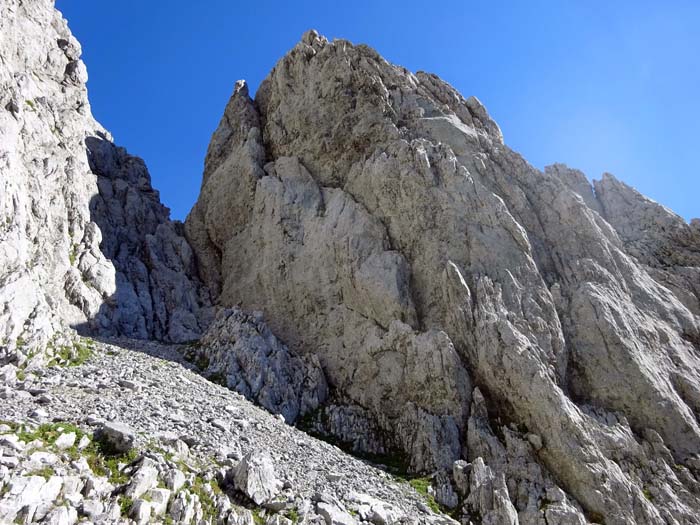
0,0,209,361
84,136,211,342
194,307,328,423
186,30,700,523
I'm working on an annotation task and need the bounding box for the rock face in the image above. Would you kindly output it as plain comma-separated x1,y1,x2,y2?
186,30,700,523
0,0,209,364
194,307,328,423
3,1,700,522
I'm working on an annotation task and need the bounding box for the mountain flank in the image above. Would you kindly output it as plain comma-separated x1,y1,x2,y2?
2,4,700,525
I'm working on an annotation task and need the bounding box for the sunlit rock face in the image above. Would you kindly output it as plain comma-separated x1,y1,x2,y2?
187,29,700,523
0,0,211,363
2,0,700,520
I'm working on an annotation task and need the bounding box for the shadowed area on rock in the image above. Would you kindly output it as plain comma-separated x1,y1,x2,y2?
72,134,210,343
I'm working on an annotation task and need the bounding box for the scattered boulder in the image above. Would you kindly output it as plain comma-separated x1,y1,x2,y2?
230,451,282,505
94,421,135,454
54,432,76,450
124,457,158,498
316,500,358,525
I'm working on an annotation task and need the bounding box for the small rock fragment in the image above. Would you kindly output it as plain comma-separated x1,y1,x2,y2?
54,432,76,450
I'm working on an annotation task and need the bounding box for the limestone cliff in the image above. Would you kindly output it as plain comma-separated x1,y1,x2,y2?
2,1,700,522
0,0,210,367
186,30,700,524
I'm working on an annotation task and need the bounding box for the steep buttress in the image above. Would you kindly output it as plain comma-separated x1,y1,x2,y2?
186,30,700,524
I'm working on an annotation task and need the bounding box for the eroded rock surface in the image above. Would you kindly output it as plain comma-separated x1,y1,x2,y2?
0,0,210,365
3,0,700,522
192,307,328,423
186,29,700,523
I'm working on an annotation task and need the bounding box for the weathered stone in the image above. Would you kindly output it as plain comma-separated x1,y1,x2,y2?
54,432,76,450
168,490,198,523
164,468,186,492
129,498,152,525
95,421,135,454
42,505,78,525
79,499,104,520
316,501,358,525
124,457,158,498
230,451,282,505
145,487,171,516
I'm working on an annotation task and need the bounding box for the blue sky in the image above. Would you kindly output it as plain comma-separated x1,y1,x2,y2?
56,0,699,222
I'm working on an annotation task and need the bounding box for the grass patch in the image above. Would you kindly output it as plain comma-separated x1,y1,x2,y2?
189,475,223,521
17,421,81,446
48,339,93,367
24,99,35,110
68,245,78,266
403,476,441,513
252,508,265,525
118,495,134,517
85,442,139,485
30,466,54,480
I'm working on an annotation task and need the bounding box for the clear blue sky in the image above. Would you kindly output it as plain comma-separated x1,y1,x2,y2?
56,0,699,222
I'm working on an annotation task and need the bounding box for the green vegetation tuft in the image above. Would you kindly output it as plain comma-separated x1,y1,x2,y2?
251,508,265,525
17,421,80,446
189,475,223,521
405,477,441,513
68,244,78,266
84,440,139,485
118,495,134,517
48,339,93,367
30,466,54,480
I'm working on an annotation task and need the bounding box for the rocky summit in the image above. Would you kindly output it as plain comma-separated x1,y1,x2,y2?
1,2,699,525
